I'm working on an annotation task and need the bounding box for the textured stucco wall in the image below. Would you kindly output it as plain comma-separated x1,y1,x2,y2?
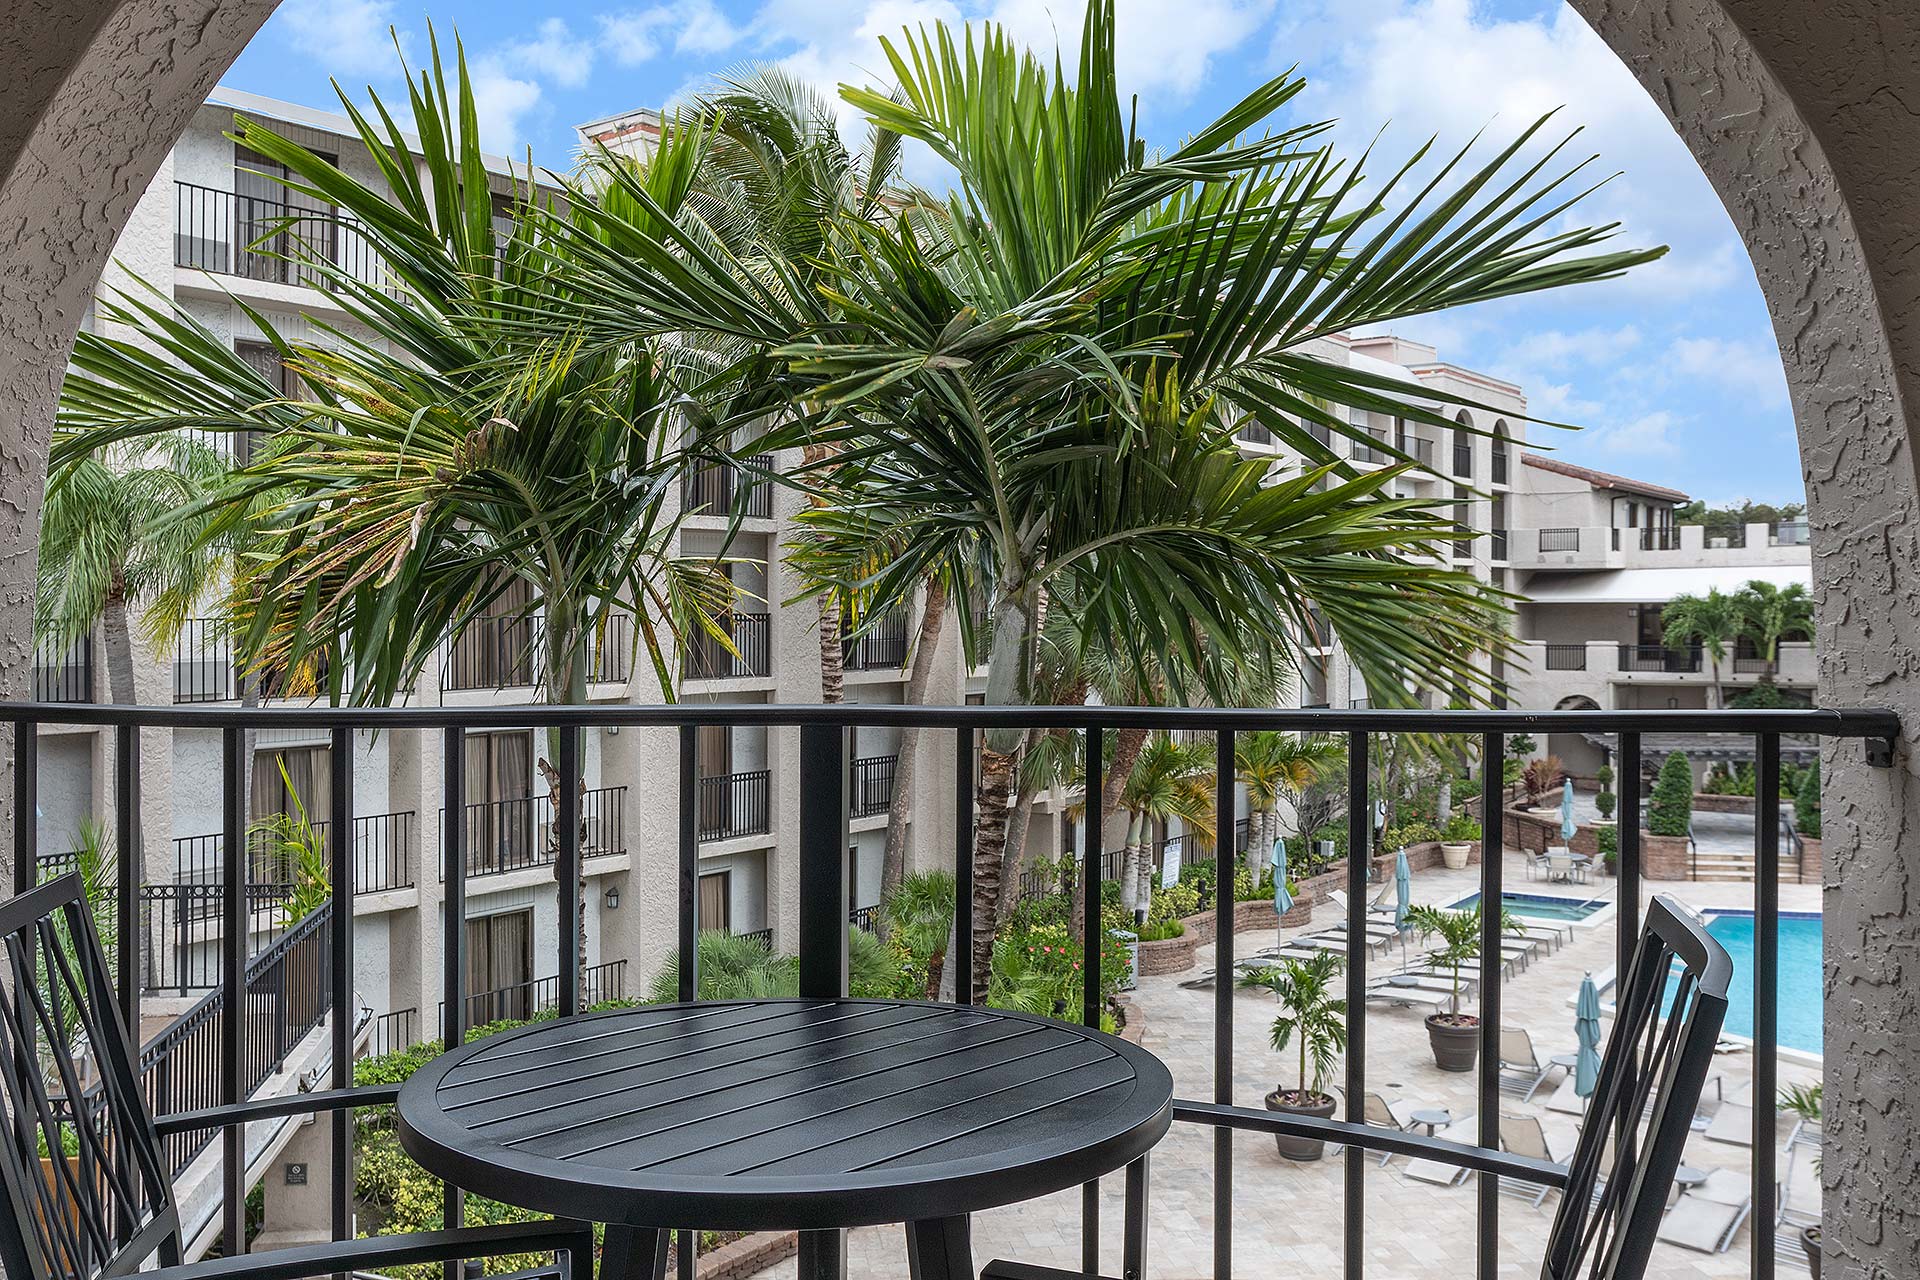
0,0,280,888
1568,2,1920,1275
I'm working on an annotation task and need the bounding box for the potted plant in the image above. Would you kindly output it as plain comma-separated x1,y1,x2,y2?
1237,952,1348,1160
1779,1083,1823,1276
1593,765,1617,827
1439,812,1480,870
1404,902,1521,1071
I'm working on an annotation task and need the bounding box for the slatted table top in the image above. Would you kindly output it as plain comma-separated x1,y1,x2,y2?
396,998,1174,1231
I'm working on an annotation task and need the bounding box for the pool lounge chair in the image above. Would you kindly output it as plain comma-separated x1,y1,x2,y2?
1704,1101,1754,1146
1499,1113,1578,1207
1401,1122,1476,1189
1351,1090,1438,1167
1328,889,1398,920
1656,1169,1753,1254
1366,984,1457,1012
1497,1026,1567,1101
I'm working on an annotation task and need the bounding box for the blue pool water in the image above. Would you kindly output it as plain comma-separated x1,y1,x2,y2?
1670,910,1823,1055
1451,891,1609,923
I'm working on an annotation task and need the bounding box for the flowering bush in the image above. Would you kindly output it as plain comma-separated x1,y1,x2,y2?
1147,881,1201,924
1440,812,1482,843
1383,819,1441,849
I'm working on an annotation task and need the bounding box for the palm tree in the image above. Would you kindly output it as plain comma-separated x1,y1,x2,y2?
538,0,1663,998
1662,588,1743,707
1404,902,1522,1018
1118,735,1216,916
1234,732,1346,873
688,66,912,707
1237,951,1348,1103
1736,580,1814,681
881,869,957,998
879,579,949,908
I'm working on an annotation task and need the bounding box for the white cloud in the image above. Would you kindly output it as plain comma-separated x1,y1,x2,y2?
1667,334,1790,408
276,0,405,77
1499,324,1642,372
1589,410,1681,458
504,18,599,89
676,0,749,53
601,1,752,67
468,58,545,153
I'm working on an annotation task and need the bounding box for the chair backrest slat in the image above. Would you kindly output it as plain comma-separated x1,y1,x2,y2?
1539,894,1730,1280
0,875,181,1280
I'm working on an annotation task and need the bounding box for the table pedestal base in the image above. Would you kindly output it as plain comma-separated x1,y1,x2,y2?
602,1226,669,1280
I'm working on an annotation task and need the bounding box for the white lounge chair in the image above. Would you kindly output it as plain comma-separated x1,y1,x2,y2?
1656,1168,1752,1253
1329,889,1397,919
1401,1119,1476,1188
1365,984,1457,1012
1499,1113,1578,1207
1544,1074,1588,1118
1704,1101,1754,1147
1498,1026,1567,1101
1354,1090,1434,1167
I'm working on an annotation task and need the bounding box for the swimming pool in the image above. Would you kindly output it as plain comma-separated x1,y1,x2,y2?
1451,891,1610,924
1669,910,1823,1055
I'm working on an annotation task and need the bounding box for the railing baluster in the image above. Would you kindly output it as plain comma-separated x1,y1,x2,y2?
955,727,975,1005
1084,723,1104,1275
678,725,697,1280
1476,732,1503,1280
1755,732,1780,1280
796,721,849,1280
1213,727,1235,1280
557,724,581,1017
441,726,466,1280
114,724,136,1029
12,719,35,898
329,727,353,1279
1343,731,1368,1280
220,726,244,1256
1616,734,1642,1154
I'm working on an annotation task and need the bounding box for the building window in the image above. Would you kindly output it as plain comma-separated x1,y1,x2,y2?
699,870,731,932
1452,415,1474,478
1452,486,1471,559
233,142,338,284
465,909,534,1022
1491,424,1510,485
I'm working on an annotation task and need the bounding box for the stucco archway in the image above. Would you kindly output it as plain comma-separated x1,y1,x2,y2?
1,2,1917,1275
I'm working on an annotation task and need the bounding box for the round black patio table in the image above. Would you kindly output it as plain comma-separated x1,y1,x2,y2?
396,998,1174,1280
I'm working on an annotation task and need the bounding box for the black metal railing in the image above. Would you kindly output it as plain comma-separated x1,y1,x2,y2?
1618,643,1704,673
1543,643,1588,671
1489,528,1508,561
1234,421,1273,447
1407,435,1436,467
1640,526,1681,551
33,636,93,703
439,786,626,880
1452,434,1474,477
174,617,236,703
850,753,897,818
1351,432,1389,465
736,926,774,948
173,180,380,288
683,455,775,519
697,769,771,841
139,901,334,1177
684,612,771,679
443,960,627,1032
443,616,542,691
368,1006,420,1058
590,613,632,685
1537,527,1581,553
139,883,296,994
849,904,879,933
844,608,910,671
6,698,1896,1280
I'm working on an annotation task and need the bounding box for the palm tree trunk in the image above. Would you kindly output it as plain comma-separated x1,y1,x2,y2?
818,598,844,703
1000,785,1037,920
970,591,1037,1004
879,580,947,931
1119,816,1144,914
1101,727,1148,819
540,602,590,1000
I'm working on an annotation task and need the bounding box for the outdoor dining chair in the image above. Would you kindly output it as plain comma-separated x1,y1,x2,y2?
0,874,596,1280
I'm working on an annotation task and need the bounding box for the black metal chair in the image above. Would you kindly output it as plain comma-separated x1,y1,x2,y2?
1540,893,1732,1279
0,873,596,1280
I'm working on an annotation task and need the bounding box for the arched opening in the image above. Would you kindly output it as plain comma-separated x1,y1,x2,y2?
1451,409,1475,480
1491,420,1510,488
1550,694,1606,780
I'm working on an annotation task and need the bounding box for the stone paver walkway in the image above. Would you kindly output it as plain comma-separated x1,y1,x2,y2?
751,850,1820,1280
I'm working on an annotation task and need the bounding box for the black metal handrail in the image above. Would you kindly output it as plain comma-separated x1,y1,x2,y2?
684,612,771,679
850,753,897,818
33,636,93,702
443,615,542,691
440,960,626,1033
844,608,909,671
437,786,626,879
1537,527,1581,553
697,769,771,841
1543,643,1588,671
173,180,382,287
3,697,1898,1280
682,455,775,519
1618,643,1704,673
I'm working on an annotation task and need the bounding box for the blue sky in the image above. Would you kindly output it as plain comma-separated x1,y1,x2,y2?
224,0,1803,506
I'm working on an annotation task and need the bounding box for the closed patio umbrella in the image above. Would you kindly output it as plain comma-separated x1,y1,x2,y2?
1561,777,1577,845
1270,838,1293,951
1575,971,1603,1096
1393,849,1412,932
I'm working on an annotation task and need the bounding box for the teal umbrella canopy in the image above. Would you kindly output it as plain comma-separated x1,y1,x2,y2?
1394,850,1412,933
1561,778,1578,844
1575,971,1604,1096
1270,838,1293,916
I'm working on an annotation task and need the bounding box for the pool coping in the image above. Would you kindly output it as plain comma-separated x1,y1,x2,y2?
1444,888,1619,931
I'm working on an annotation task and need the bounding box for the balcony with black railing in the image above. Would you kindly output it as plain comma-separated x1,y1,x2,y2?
1618,643,1705,673
683,612,771,679
844,607,910,672
682,455,775,519
440,786,626,880
33,636,93,703
850,753,898,818
697,768,771,841
442,615,542,692
3,696,1898,1280
173,180,381,288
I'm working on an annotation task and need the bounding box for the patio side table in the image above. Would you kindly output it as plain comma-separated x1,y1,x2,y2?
397,998,1174,1280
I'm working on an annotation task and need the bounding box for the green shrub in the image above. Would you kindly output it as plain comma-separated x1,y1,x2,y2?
1137,918,1185,941
1795,760,1822,838
1595,764,1614,789
1382,819,1440,849
1147,881,1201,925
1648,752,1695,837
1594,789,1616,820
1440,812,1482,843
1597,824,1618,872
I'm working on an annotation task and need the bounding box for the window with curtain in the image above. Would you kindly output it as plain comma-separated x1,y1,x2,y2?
449,576,536,689
698,871,731,933
466,909,534,1023
465,730,533,873
233,142,338,284
251,745,331,882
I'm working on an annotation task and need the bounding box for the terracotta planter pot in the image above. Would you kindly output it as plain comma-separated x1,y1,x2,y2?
1802,1226,1821,1279
1425,1014,1480,1072
1439,842,1472,870
1264,1089,1338,1161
